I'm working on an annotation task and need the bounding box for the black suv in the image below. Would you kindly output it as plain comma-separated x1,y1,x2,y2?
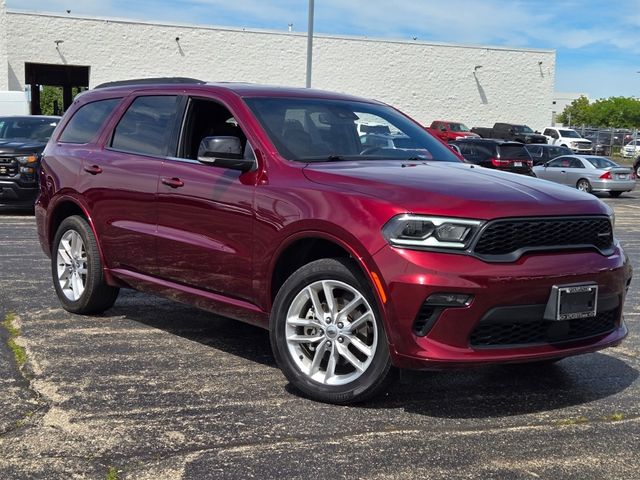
452,138,534,175
0,115,60,208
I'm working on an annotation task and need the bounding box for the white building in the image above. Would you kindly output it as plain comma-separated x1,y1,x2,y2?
0,1,556,129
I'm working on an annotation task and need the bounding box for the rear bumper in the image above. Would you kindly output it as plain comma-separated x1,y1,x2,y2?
590,179,636,192
373,243,632,370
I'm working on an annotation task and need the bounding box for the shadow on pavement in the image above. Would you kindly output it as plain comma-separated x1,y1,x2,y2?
363,352,638,418
106,291,638,417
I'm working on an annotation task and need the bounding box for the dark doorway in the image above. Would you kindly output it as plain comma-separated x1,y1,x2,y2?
25,63,90,115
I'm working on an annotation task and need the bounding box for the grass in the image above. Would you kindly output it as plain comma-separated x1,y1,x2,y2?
2,313,27,368
105,466,119,480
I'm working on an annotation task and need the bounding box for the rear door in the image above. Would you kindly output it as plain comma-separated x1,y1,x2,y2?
564,157,587,187
82,94,183,275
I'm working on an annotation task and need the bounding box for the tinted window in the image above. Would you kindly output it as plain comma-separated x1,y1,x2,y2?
59,99,120,143
527,146,542,157
111,96,179,156
498,145,530,160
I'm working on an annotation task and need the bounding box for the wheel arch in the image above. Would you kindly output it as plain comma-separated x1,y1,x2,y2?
47,196,116,285
268,232,388,320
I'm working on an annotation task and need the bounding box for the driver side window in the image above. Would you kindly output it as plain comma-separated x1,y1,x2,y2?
178,98,254,162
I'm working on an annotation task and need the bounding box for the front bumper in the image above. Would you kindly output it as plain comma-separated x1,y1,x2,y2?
0,179,38,206
373,244,631,369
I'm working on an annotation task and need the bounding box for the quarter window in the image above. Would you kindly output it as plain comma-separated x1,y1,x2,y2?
111,96,179,156
58,98,120,144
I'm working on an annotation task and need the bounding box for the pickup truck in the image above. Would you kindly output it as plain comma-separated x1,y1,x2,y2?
542,127,592,153
427,120,479,142
471,123,547,144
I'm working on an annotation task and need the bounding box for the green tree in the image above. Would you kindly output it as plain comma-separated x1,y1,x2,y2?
588,97,640,128
39,86,63,116
557,95,591,126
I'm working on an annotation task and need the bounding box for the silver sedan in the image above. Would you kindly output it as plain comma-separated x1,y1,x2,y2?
533,155,636,197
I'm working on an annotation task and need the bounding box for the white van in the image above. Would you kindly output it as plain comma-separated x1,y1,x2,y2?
0,91,29,116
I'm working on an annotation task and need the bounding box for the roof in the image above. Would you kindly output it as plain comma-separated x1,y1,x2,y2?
86,79,384,104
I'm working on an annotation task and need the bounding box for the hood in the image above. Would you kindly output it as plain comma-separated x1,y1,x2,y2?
524,133,547,141
0,140,47,155
303,161,610,220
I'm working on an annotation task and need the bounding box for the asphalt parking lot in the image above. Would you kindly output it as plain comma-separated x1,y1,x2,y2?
1,194,639,480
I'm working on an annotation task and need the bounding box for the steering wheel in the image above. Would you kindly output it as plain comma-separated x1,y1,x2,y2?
360,146,384,156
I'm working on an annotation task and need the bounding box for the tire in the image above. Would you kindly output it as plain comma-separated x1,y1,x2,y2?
609,191,623,198
52,215,119,314
576,178,592,193
635,164,640,178
270,258,397,404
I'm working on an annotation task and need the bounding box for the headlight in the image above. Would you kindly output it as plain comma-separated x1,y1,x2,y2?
382,215,484,250
15,155,39,165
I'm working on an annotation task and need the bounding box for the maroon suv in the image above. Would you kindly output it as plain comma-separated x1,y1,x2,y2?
36,79,632,404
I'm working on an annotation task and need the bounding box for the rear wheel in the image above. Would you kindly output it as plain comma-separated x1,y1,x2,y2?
609,191,623,198
52,215,119,314
270,258,397,404
576,178,592,193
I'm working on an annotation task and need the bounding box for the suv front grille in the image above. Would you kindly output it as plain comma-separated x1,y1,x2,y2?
0,157,18,177
470,309,617,348
473,216,613,261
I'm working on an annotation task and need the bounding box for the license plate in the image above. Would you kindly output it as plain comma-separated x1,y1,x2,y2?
556,284,598,320
617,174,628,180
514,162,522,167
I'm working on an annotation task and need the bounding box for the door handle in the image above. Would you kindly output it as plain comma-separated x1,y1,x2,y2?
83,165,103,175
161,177,185,188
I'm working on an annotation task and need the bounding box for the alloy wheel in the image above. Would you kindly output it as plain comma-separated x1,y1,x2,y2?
56,230,88,301
285,280,377,386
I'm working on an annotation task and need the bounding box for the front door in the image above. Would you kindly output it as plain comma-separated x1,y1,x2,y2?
155,97,256,301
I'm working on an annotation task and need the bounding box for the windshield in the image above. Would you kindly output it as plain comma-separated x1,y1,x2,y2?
449,123,470,132
513,125,534,133
586,156,617,169
558,129,581,138
245,97,461,163
0,117,59,142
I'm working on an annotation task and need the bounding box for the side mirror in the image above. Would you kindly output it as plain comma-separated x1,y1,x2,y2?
197,136,254,172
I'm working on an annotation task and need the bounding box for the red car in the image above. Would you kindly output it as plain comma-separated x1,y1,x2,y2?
36,79,631,404
427,120,479,142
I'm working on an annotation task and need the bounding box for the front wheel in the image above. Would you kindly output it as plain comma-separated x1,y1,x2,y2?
576,178,592,193
270,258,397,404
52,215,119,314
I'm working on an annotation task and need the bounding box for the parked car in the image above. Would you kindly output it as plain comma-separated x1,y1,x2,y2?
0,115,60,207
533,155,636,197
452,138,534,175
634,156,640,178
525,144,573,166
37,79,631,404
542,127,592,153
471,123,547,144
427,120,479,142
621,139,640,158
583,131,610,156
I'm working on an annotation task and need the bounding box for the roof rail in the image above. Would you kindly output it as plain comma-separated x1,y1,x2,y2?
94,77,205,89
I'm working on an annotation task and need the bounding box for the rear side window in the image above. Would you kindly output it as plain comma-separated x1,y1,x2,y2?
111,96,179,157
58,98,120,143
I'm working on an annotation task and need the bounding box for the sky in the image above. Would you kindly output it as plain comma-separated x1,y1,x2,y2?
6,0,640,100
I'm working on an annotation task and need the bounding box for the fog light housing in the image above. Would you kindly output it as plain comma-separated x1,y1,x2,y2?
425,292,473,306
413,293,474,336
